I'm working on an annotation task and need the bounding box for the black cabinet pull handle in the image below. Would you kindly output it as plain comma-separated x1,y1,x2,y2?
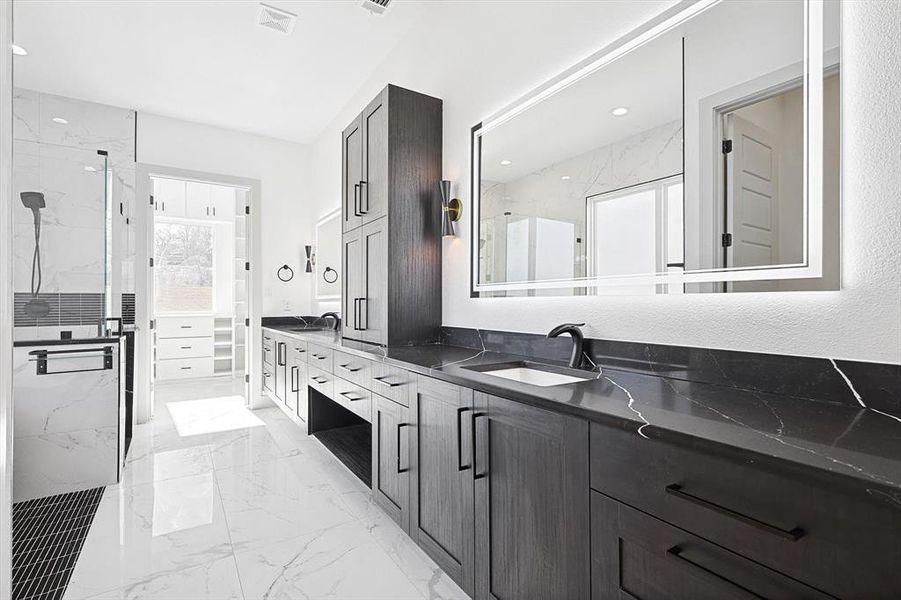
339,390,365,402
359,180,368,214
311,375,327,384
361,297,368,330
665,547,765,599
472,412,487,480
277,342,286,366
353,298,361,331
313,354,327,360
397,423,410,474
290,366,298,393
457,407,471,471
353,183,361,217
338,364,361,373
373,376,402,387
665,484,804,541
294,347,305,352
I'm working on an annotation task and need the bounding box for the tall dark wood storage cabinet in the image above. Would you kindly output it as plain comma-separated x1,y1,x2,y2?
341,84,443,347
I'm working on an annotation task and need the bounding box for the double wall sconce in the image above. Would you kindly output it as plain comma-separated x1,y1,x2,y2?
440,180,463,238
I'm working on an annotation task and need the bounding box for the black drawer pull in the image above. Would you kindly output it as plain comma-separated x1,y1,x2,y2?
339,391,366,402
397,423,410,474
180,346,192,349
312,353,327,360
457,407,471,471
294,347,305,352
311,376,327,384
338,364,361,373
373,376,402,387
472,412,487,480
666,546,765,599
290,366,299,393
665,484,804,541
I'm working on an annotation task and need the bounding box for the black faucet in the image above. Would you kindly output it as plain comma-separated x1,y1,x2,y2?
547,323,586,369
319,312,340,331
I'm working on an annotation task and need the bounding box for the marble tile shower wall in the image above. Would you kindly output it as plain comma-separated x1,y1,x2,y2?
12,88,135,338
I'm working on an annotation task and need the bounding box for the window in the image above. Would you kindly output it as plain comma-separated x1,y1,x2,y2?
154,221,214,313
587,175,684,294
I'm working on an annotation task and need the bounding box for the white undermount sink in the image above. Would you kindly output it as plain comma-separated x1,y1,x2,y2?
476,365,592,387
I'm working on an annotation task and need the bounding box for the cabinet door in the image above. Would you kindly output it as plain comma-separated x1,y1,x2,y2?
591,492,833,600
342,116,363,233
290,357,308,422
372,395,410,532
410,376,474,595
361,217,388,345
361,90,388,225
209,184,234,219
154,178,186,216
473,392,589,600
274,340,287,404
185,181,211,219
342,230,364,341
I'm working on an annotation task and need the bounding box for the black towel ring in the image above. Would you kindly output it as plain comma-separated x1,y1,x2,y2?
323,267,338,284
277,264,294,282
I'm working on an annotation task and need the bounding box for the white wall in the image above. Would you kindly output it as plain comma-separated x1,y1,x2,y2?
309,0,900,364
137,114,313,316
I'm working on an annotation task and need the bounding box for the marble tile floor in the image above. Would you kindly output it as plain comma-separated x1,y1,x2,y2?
62,377,467,600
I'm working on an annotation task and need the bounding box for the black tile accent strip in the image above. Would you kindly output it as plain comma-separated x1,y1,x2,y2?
439,326,901,417
14,292,105,328
12,487,105,600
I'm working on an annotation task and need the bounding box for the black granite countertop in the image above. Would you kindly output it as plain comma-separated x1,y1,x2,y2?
263,324,901,500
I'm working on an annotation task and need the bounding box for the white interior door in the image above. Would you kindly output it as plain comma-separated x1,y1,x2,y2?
726,114,779,292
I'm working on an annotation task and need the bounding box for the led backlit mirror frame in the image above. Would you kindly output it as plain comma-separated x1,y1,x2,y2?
470,0,833,295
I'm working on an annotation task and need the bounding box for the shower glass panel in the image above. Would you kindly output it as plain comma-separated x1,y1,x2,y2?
13,141,111,334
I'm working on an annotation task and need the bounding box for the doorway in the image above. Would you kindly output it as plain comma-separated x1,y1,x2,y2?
134,165,262,429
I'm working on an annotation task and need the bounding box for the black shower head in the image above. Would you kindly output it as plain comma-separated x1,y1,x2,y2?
20,191,45,210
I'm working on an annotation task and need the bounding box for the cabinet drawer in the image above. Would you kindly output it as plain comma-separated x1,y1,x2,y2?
307,343,333,372
591,491,832,600
334,376,371,422
157,357,213,380
589,422,901,598
262,332,275,352
307,365,334,400
158,337,213,359
157,317,213,338
288,340,307,363
262,366,274,393
370,362,413,406
333,350,371,388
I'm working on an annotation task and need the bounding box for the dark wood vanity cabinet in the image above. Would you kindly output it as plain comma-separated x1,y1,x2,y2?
409,375,476,595
340,84,442,346
372,394,411,533
473,392,590,600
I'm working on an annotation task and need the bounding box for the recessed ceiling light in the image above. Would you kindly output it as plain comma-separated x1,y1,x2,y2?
51,117,68,124
560,175,571,181
84,166,97,172
500,159,512,166
11,44,27,56
611,106,629,117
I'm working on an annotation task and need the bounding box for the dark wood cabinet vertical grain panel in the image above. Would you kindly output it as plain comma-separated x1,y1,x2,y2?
340,84,442,348
361,218,388,346
473,392,589,600
410,375,475,595
342,117,363,233
590,492,834,600
361,90,388,225
342,231,363,340
385,85,442,346
372,394,410,532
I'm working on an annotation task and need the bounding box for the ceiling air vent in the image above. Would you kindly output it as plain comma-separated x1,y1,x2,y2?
257,3,297,35
361,0,391,15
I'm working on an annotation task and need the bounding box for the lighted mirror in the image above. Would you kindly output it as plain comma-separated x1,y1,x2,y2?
472,0,840,296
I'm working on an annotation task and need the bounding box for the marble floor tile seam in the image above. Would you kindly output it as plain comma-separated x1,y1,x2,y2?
211,451,248,600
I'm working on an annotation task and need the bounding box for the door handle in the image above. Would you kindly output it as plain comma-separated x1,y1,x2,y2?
397,423,410,474
372,376,402,387
277,342,286,366
665,547,765,600
359,180,368,214
353,298,361,331
472,412,487,480
206,206,209,216
353,183,361,217
338,391,366,402
457,407,471,471
664,484,804,541
290,366,298,393
337,364,361,373
360,297,368,331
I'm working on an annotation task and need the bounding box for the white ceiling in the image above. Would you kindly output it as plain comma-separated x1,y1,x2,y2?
12,0,433,143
